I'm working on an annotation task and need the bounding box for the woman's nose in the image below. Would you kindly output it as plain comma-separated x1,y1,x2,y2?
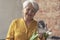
28,10,32,14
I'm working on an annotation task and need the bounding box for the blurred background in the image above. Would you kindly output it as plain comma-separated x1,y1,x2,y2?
0,0,23,39
0,0,60,39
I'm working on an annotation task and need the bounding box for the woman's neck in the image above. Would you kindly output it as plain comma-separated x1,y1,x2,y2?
24,17,33,23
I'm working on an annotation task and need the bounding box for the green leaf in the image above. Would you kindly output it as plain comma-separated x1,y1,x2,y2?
30,32,38,40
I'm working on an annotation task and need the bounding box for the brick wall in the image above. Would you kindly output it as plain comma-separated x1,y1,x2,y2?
34,0,60,36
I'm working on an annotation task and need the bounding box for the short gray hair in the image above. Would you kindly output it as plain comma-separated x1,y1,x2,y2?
23,0,39,12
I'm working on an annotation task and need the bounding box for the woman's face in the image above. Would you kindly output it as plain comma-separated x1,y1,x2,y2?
23,3,36,20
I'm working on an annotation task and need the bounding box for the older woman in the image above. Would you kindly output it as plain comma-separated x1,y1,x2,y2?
6,0,42,40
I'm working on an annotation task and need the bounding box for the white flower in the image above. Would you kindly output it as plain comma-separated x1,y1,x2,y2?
46,31,52,35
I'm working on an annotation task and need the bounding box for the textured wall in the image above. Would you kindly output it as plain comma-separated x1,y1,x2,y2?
34,0,60,36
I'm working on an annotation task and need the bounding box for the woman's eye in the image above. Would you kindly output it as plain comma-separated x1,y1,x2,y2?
27,8,30,11
32,10,34,12
31,9,35,12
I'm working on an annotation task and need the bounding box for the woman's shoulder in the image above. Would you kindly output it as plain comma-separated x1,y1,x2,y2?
33,19,37,23
11,18,23,23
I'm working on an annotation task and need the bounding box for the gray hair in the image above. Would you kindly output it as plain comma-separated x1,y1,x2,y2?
23,0,39,12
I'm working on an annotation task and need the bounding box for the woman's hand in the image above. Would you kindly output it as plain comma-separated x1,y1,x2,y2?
38,33,43,39
38,33,46,40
